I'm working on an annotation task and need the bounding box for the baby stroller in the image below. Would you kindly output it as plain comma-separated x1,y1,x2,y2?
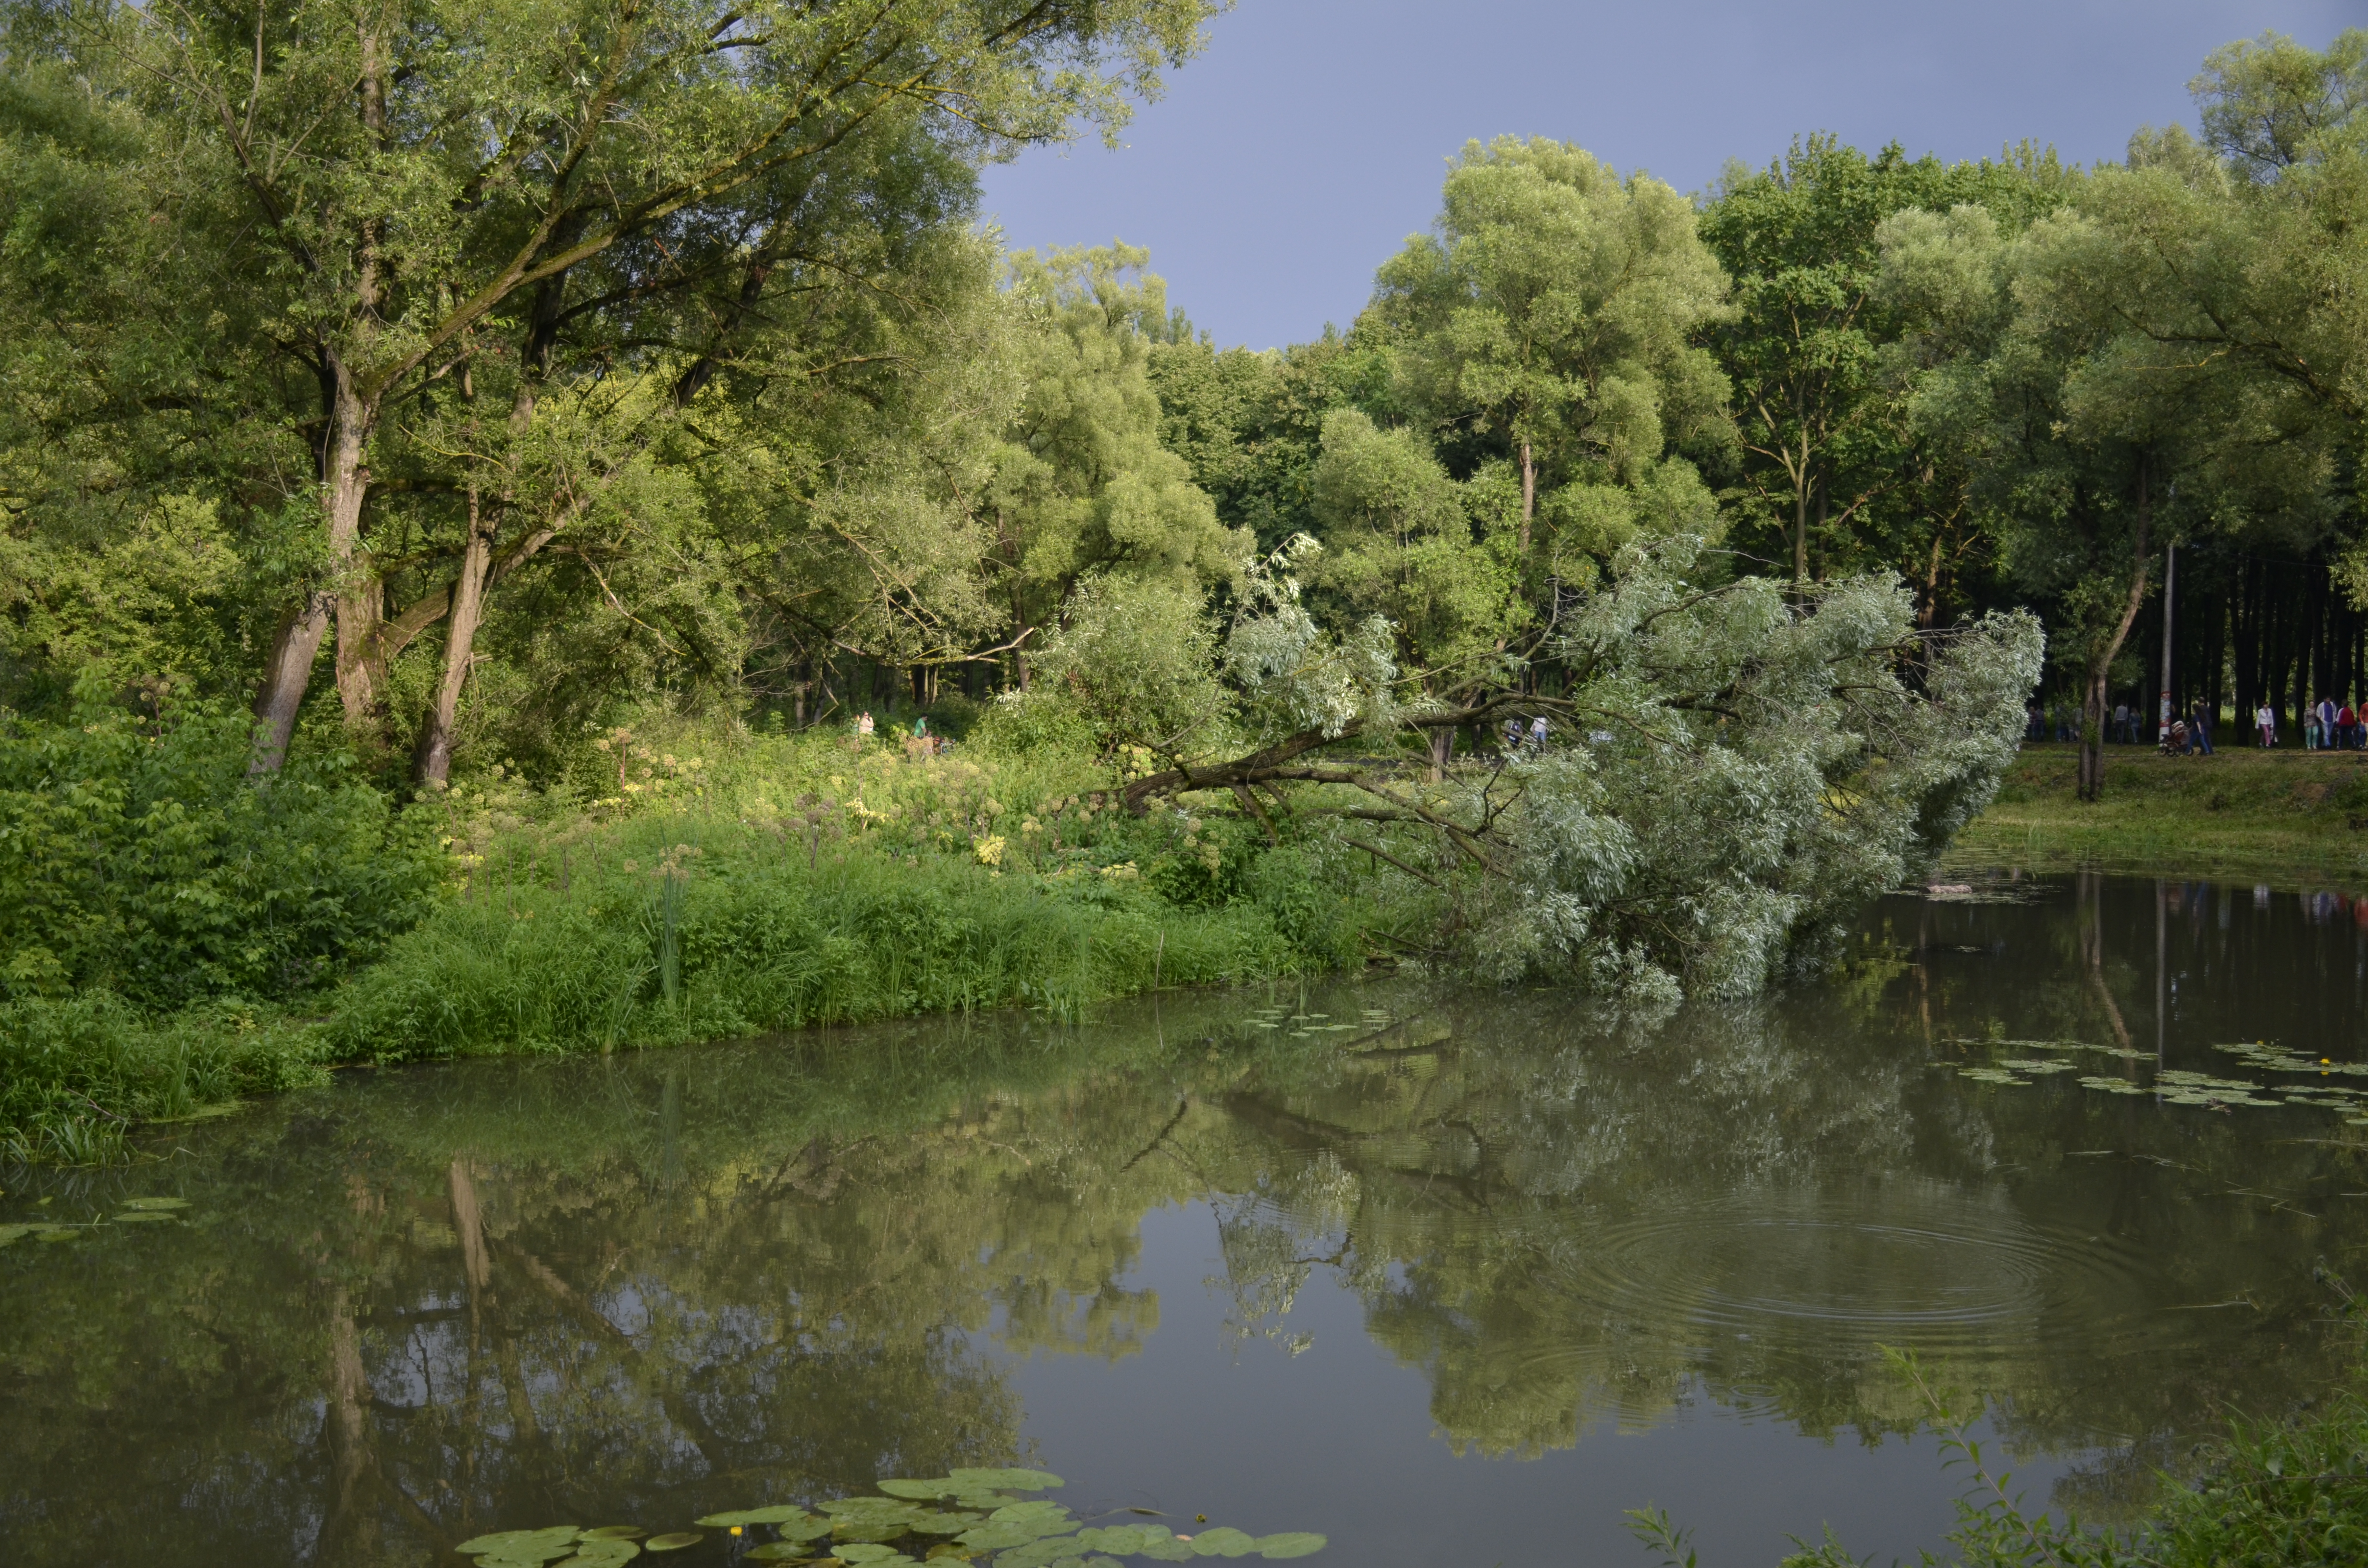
2158,719,2192,756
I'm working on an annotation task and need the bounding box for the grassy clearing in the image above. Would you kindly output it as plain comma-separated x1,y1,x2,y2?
1947,742,2368,888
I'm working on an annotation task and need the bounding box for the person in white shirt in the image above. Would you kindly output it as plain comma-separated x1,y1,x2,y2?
2256,703,2278,747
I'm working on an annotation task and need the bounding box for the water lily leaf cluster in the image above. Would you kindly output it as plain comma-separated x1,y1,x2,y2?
462,1472,1324,1568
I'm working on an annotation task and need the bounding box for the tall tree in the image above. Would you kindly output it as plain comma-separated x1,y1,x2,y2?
1371,137,1730,568
16,0,1213,772
980,245,1241,688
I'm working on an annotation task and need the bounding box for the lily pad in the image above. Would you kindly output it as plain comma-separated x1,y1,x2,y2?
958,1526,1036,1552
951,1469,1063,1493
1073,1527,1145,1555
1252,1535,1325,1560
2077,1076,2148,1094
119,1197,190,1211
745,1548,808,1563
880,1480,959,1501
1189,1529,1258,1558
698,1507,814,1527
568,1541,640,1565
1135,1537,1194,1562
906,1514,983,1535
458,1527,581,1558
995,1538,1088,1568
839,1548,910,1564
643,1534,703,1552
775,1520,838,1543
33,1226,81,1242
110,1211,179,1223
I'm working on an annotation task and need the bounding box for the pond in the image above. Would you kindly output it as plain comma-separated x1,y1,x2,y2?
4,871,2366,1568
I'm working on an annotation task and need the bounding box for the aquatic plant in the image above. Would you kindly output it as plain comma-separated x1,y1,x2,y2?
451,1470,1325,1568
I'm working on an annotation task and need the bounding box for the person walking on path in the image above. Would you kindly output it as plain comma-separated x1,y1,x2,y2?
2257,702,2279,747
2342,701,2358,751
2113,701,2130,744
2191,701,2215,755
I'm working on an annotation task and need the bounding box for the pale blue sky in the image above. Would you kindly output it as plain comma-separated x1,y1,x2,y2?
977,0,2359,350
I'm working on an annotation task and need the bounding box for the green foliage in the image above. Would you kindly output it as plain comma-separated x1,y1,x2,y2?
1758,1333,2368,1568
0,705,432,1008
0,992,324,1164
1462,535,2043,997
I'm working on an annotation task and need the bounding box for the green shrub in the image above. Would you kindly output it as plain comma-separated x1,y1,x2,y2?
0,706,434,1007
0,992,326,1162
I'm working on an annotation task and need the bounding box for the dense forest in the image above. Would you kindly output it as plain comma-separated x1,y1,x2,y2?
0,3,2362,1150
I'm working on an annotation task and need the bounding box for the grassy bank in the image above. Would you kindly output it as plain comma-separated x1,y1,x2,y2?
1947,742,2368,888
0,719,1412,1162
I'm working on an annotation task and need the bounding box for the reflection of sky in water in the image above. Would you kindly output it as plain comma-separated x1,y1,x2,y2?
3,872,2365,1568
999,1200,2070,1568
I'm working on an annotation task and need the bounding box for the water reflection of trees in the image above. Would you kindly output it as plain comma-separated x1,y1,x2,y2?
4,931,2364,1563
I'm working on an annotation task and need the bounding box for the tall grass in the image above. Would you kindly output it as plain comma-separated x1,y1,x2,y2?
329,825,1363,1062
0,723,1406,1158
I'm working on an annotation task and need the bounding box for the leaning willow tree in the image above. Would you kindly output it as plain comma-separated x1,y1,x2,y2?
1032,535,2043,1001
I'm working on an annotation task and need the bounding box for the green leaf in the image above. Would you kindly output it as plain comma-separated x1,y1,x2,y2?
698,1507,814,1527
569,1542,640,1565
119,1197,190,1211
776,1520,837,1543
642,1534,703,1553
907,1515,983,1535
1073,1527,1145,1556
459,1528,582,1557
957,1527,1034,1552
110,1211,180,1223
1136,1539,1194,1563
745,1547,808,1562
950,1469,1063,1493
1190,1530,1257,1558
839,1547,906,1564
880,1481,957,1501
1253,1535,1326,1559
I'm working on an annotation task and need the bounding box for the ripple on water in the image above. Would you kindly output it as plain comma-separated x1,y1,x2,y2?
1542,1185,2166,1358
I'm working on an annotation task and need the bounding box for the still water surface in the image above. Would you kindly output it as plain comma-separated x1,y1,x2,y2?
5,872,2368,1567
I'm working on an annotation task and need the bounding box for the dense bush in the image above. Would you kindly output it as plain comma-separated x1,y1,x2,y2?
0,707,434,1008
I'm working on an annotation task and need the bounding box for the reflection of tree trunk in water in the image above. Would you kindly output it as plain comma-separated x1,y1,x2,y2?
315,1287,377,1567
2079,871,2134,1055
492,1235,734,1469
449,1159,543,1449
448,1159,493,1530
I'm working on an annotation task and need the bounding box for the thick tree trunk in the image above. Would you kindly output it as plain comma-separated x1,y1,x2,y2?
326,367,383,730
2078,468,2153,803
413,486,494,788
249,594,333,775
1427,723,1454,783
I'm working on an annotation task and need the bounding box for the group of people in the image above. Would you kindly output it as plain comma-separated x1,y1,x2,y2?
2022,700,2218,753
2023,696,2368,752
2275,696,2366,751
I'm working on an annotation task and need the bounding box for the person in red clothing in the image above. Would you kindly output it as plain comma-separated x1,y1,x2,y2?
2342,701,2359,751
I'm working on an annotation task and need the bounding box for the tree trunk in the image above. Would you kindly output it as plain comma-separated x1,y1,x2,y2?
1427,723,1453,784
413,484,494,788
1518,440,1535,555
249,594,333,775
327,364,384,730
1792,457,1810,589
2079,467,2154,803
